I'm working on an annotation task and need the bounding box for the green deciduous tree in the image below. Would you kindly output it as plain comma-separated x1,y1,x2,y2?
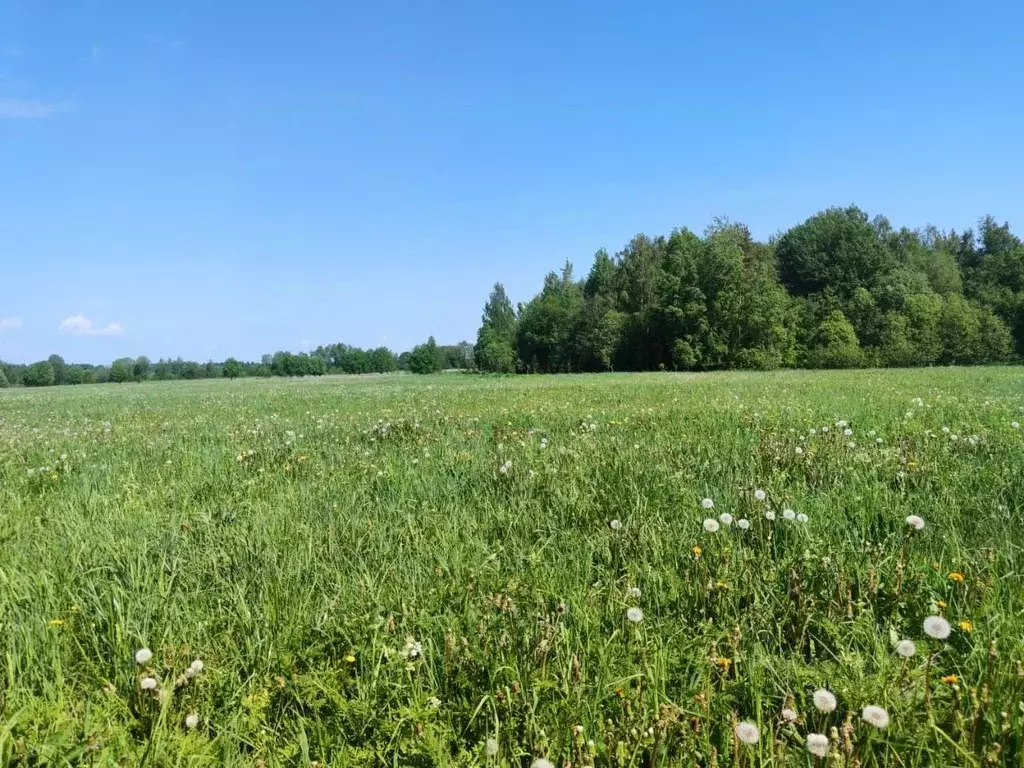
475,283,518,373
408,336,445,374
23,361,56,387
223,358,244,379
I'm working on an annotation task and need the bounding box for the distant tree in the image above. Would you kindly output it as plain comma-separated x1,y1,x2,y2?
133,356,151,382
0,368,8,388
204,361,220,378
804,311,863,368
48,354,68,385
109,358,133,383
475,283,518,372
223,358,244,379
408,336,445,374
64,366,87,385
23,360,56,387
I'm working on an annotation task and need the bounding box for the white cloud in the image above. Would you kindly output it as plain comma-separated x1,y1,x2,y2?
0,98,71,119
0,317,22,331
58,315,124,337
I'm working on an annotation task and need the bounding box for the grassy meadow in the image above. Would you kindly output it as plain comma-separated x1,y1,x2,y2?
2,368,1024,766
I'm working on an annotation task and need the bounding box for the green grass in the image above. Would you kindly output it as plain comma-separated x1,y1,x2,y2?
2,368,1024,766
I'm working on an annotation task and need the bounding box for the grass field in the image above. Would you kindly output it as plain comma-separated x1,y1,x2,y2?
2,368,1024,767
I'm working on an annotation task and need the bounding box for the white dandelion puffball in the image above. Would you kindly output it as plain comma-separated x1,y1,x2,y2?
765,510,776,521
836,420,847,428
701,497,715,509
942,426,950,434
806,733,829,758
795,446,804,455
140,676,158,691
703,518,720,533
486,738,499,756
875,437,883,444
189,659,204,675
861,705,890,729
783,509,796,521
821,426,829,433
735,721,760,744
843,428,853,437
499,460,512,474
923,615,951,640
781,707,797,722
135,648,153,665
626,606,644,623
627,586,642,598
1013,421,1020,429
796,513,808,523
895,639,917,658
404,638,423,659
812,689,837,713
185,713,199,729
754,489,767,501
719,512,734,526
847,441,856,449
906,515,925,531
808,428,816,435
609,519,622,530
737,518,751,530
532,760,554,768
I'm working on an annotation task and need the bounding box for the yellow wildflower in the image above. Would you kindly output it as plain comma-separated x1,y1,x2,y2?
715,581,729,590
692,546,702,557
937,600,947,609
715,656,732,669
48,618,65,628
345,654,356,664
948,572,965,584
959,620,973,633
940,674,959,684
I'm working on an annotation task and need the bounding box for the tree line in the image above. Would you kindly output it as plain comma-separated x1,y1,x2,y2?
473,207,1024,372
0,340,474,387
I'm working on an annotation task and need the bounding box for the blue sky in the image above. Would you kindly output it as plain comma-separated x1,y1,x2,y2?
1,0,1022,364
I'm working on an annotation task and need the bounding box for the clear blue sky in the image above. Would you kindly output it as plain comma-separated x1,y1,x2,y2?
2,0,1022,364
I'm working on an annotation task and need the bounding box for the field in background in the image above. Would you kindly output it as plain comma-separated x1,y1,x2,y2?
2,369,1024,766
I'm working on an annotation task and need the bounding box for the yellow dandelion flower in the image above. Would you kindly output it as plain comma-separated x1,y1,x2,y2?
959,620,973,633
937,600,947,609
345,654,356,664
298,455,308,462
47,618,65,628
940,674,959,684
715,656,732,669
715,581,729,590
948,572,965,584
692,546,702,557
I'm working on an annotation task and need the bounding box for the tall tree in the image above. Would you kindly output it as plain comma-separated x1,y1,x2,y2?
475,283,518,373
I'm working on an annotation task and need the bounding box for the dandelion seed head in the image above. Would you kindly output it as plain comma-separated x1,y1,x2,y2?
837,420,848,428
806,733,829,758
923,615,951,640
783,509,796,521
718,512,733,526
1013,421,1021,429
735,721,760,744
703,518,720,533
626,606,644,623
781,707,797,722
765,510,776,521
906,515,925,531
737,518,751,530
486,738,499,756
812,689,836,713
185,713,199,729
626,586,642,598
795,446,804,454
895,639,917,658
754,489,767,501
140,676,158,691
135,648,153,665
532,760,554,768
843,428,853,437
609,519,622,530
701,498,714,509
861,705,889,729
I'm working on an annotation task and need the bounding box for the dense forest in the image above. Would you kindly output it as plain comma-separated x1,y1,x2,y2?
3,206,1023,387
474,207,1024,372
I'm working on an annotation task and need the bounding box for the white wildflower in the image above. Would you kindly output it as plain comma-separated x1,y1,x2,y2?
1013,421,1020,429
737,518,751,530
795,446,804,455
861,705,889,729
923,615,951,640
135,648,153,665
895,639,917,658
185,713,199,729
843,428,853,437
701,497,715,509
486,738,499,756
703,518,720,533
735,721,760,744
941,426,950,434
626,607,644,623
781,707,797,722
532,760,554,768
875,437,882,444
812,689,837,713
609,519,622,530
905,515,924,531
783,509,796,521
806,733,829,758
140,676,158,691
626,586,642,598
718,512,733,526
796,513,808,523
765,510,776,521
404,638,423,659
836,420,848,428
847,441,856,448
754,489,767,501
499,460,512,474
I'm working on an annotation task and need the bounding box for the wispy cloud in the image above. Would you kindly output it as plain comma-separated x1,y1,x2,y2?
0,98,71,119
0,317,22,331
58,315,124,337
